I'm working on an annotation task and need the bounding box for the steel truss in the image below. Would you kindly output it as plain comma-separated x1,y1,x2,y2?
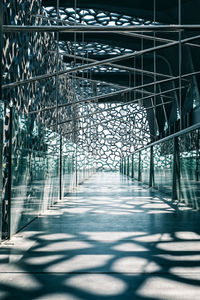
2,0,200,174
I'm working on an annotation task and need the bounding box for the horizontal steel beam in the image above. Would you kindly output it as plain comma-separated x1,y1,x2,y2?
29,69,197,115
69,74,173,99
31,14,74,25
1,24,188,33
133,122,200,155
55,100,173,135
28,14,200,49
3,33,199,90
3,24,200,33
49,34,200,74
59,52,172,79
120,32,200,48
50,87,182,127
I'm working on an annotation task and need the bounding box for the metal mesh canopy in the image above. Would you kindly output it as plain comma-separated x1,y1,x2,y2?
2,0,200,171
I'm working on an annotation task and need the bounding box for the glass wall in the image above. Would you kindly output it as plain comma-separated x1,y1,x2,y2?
0,109,96,238
0,102,4,242
140,147,150,185
121,126,200,209
133,152,140,180
62,140,76,197
153,140,174,196
179,129,200,209
62,141,96,198
10,112,60,235
129,155,133,178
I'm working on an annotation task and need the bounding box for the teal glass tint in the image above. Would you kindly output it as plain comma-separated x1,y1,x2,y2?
62,138,95,197
0,102,4,241
62,138,76,196
133,152,140,180
185,80,200,109
140,147,150,185
10,113,96,236
10,111,60,235
179,129,200,209
153,139,173,196
128,155,133,177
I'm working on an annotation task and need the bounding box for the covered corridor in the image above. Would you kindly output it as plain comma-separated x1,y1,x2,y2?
1,0,200,298
0,172,200,299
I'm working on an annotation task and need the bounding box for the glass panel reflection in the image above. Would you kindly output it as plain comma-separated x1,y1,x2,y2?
153,140,173,196
179,129,200,209
141,148,150,185
133,152,139,180
10,110,96,235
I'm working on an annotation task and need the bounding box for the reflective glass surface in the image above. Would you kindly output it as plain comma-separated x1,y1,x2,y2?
0,102,4,240
179,129,200,209
140,148,150,185
10,111,95,235
10,111,60,235
133,152,140,180
153,140,173,196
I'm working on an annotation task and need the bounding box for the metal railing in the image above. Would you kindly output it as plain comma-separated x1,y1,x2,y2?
120,123,200,209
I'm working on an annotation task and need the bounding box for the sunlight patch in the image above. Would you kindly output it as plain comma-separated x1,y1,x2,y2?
81,231,146,242
35,293,82,300
134,233,172,243
170,266,200,280
25,255,64,265
112,242,148,252
46,254,113,272
65,274,127,295
175,231,200,240
112,257,160,273
157,254,200,261
0,273,42,290
39,233,75,240
34,241,92,252
136,276,200,299
157,241,200,251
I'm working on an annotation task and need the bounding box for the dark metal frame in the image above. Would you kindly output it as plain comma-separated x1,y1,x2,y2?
2,0,200,239
121,122,200,205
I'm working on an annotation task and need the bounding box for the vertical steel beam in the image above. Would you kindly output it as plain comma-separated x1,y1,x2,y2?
138,152,141,181
196,129,199,181
153,0,157,140
75,145,78,186
0,0,2,102
56,0,60,132
0,103,3,240
0,0,3,240
124,157,126,175
127,156,130,177
131,154,134,178
59,135,62,200
179,0,182,131
172,136,180,201
1,2,11,240
2,107,12,240
149,146,154,187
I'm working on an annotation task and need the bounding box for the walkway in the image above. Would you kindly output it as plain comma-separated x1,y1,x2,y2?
1,172,200,300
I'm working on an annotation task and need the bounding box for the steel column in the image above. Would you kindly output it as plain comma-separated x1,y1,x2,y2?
138,152,141,181
2,107,12,240
149,146,154,187
59,135,62,200
131,154,134,178
172,136,180,201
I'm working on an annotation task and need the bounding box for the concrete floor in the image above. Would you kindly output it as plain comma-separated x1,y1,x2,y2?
1,172,200,300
